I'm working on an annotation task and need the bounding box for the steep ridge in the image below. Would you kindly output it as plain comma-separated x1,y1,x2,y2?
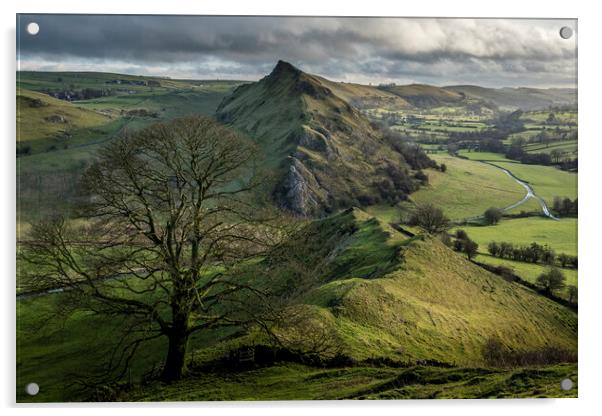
216,61,432,216
264,208,577,365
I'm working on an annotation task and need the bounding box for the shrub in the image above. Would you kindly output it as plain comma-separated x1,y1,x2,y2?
462,239,479,260
483,207,503,225
536,267,566,295
487,242,500,257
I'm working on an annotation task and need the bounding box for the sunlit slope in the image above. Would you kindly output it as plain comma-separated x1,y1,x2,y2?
268,208,577,365
17,88,112,149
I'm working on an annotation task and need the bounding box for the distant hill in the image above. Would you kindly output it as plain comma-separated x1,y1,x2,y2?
216,61,434,216
16,88,111,151
315,77,412,110
332,82,575,112
379,83,468,108
445,85,576,111
318,81,575,112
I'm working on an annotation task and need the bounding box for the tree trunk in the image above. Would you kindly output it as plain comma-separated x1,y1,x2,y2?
161,301,190,382
161,327,189,382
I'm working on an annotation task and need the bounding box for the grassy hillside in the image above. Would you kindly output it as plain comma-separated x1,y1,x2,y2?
16,73,240,222
17,88,115,152
382,84,466,108
256,209,577,364
404,154,526,220
216,61,428,216
17,208,577,402
316,77,412,110
445,86,576,111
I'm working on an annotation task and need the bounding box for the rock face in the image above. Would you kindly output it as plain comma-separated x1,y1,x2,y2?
216,61,429,217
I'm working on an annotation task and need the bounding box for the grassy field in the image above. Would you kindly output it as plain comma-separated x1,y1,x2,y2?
126,363,577,401
489,162,577,204
524,140,578,156
405,154,526,220
456,152,577,205
17,89,118,153
455,217,577,256
457,151,513,162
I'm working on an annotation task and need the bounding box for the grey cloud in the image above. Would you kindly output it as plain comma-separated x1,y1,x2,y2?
17,15,577,87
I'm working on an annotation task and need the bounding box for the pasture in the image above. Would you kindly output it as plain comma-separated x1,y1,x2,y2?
406,154,526,220
456,217,577,256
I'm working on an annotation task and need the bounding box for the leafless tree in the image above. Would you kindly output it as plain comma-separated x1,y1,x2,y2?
19,115,291,382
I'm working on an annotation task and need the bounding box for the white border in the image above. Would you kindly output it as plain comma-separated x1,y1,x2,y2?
3,1,601,415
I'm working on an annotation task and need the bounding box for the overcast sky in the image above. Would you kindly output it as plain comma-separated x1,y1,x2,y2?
17,15,577,88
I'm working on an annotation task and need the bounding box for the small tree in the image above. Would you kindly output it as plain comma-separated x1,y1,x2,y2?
487,242,500,257
567,285,578,304
440,163,447,173
463,239,479,260
483,207,503,225
407,203,450,234
455,229,468,240
536,268,566,295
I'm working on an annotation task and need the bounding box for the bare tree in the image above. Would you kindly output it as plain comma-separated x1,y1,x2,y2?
407,203,450,234
20,116,288,382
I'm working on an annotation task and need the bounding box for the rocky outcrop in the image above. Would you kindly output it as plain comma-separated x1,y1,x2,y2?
276,157,330,216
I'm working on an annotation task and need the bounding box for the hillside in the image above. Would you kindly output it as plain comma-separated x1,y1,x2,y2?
16,88,112,152
15,207,578,402
216,61,433,216
262,208,577,364
315,76,412,110
445,85,576,110
379,84,468,109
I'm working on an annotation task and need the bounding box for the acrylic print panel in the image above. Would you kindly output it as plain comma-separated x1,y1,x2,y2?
16,14,578,402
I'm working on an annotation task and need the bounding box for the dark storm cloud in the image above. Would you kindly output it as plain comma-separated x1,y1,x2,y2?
17,15,577,87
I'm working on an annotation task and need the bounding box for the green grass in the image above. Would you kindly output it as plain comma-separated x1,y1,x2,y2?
126,363,577,401
488,162,577,205
406,154,526,220
457,151,513,162
17,209,577,401
474,254,577,300
524,140,578,156
456,217,577,256
17,89,117,152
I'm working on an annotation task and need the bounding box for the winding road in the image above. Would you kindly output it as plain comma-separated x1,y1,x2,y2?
481,161,559,221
